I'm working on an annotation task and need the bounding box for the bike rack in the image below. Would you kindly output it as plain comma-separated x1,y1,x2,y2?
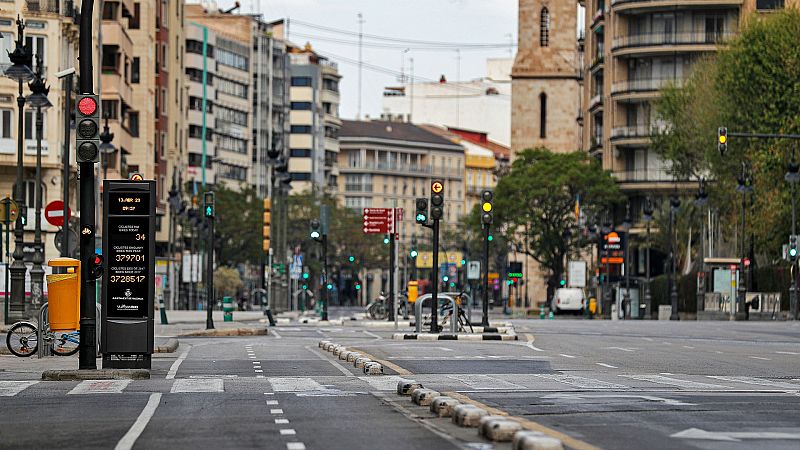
415,294,457,334
36,302,51,359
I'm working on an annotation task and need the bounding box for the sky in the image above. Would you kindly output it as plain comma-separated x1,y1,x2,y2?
218,0,519,120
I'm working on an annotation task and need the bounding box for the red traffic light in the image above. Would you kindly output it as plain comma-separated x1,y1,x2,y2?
94,255,102,265
78,96,97,116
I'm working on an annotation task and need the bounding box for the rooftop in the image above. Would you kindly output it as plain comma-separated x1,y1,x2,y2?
340,120,463,148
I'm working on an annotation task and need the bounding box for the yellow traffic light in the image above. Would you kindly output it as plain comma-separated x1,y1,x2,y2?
263,239,270,252
482,202,492,212
263,198,272,251
719,135,727,144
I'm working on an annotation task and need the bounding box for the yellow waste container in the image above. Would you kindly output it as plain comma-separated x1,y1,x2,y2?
407,281,419,304
47,257,81,331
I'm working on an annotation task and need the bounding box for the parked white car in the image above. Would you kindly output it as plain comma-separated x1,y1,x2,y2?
551,288,586,314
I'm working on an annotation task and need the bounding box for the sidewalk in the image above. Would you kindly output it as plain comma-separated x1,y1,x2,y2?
154,309,266,337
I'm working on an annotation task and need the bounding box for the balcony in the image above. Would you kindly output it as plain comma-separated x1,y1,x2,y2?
611,125,653,140
588,93,603,112
25,0,75,15
612,168,675,182
342,162,463,178
611,0,743,12
611,77,682,96
612,31,736,54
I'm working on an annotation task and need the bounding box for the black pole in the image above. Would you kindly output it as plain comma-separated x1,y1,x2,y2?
645,221,651,319
388,231,395,321
206,214,214,329
430,219,440,333
481,224,490,327
61,73,72,257
322,233,329,321
669,201,679,321
792,179,799,320
736,178,747,320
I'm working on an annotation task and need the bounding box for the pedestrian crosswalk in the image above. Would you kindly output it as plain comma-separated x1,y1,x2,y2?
0,373,797,398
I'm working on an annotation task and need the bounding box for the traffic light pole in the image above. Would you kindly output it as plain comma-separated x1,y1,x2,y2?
481,224,490,327
388,231,395,322
206,214,214,329
792,181,799,320
322,233,329,321
430,219,440,333
78,0,97,371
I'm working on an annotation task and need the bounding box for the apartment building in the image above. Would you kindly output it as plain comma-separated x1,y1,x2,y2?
286,43,341,194
381,58,513,147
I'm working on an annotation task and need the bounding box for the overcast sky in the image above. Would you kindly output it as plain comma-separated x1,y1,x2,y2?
223,0,519,120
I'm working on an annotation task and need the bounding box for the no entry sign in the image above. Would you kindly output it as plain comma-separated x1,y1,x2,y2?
44,200,71,227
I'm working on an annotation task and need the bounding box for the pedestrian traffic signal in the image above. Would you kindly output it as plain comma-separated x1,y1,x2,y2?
76,94,100,162
559,278,566,287
410,249,418,258
487,234,493,242
415,198,428,224
790,235,798,260
442,275,449,282
460,258,466,265
204,192,214,218
481,190,493,225
88,253,104,280
430,180,444,221
310,219,321,240
326,283,333,290
718,127,727,156
263,198,271,252
449,282,455,288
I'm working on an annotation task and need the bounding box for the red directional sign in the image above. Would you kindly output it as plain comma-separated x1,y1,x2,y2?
362,208,393,234
44,200,71,227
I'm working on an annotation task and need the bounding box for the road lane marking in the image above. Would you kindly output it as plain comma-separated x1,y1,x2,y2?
171,378,224,393
114,393,162,450
363,330,382,340
269,377,324,392
255,369,264,373
305,346,354,377
543,393,696,406
749,356,771,361
559,354,576,358
448,374,525,390
286,443,306,450
279,429,296,435
605,347,636,352
270,409,284,414
166,346,192,380
437,347,453,352
683,346,695,349
706,376,800,390
266,400,279,405
275,418,289,424
69,380,131,394
0,381,38,396
525,333,544,352
596,363,618,369
358,375,406,391
776,351,800,355
534,374,628,390
621,375,728,390
271,330,282,339
671,428,800,441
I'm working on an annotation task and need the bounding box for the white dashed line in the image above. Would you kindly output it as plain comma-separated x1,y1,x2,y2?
749,356,771,361
255,370,264,373
437,347,453,352
275,418,290,424
264,392,274,395
595,363,618,369
266,400,279,405
166,347,191,380
776,351,800,355
559,354,576,358
270,409,284,414
286,443,306,450
682,346,695,349
114,393,162,450
280,429,296,436
0,381,38,396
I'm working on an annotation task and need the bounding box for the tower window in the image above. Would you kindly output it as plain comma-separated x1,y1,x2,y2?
540,8,550,47
539,93,547,138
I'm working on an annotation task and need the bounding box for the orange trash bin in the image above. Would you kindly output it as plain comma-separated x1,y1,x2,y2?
46,257,81,331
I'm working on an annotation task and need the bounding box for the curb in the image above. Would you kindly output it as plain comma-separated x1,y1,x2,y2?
318,340,384,375
42,369,150,381
392,333,518,341
180,327,268,337
155,338,179,353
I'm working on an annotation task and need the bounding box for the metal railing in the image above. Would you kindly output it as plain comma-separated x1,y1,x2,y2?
610,125,653,139
344,162,463,177
611,77,682,94
612,168,676,182
612,31,736,50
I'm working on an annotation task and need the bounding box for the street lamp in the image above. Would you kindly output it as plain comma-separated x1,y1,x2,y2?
602,214,612,319
668,193,681,320
642,197,654,320
620,204,632,319
694,179,709,315
786,156,800,320
99,114,116,180
735,163,753,320
26,56,52,314
4,16,34,323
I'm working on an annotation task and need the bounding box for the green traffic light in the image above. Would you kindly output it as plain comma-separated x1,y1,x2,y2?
507,280,513,286
355,284,361,290
416,213,427,222
410,250,418,258
559,279,566,286
383,237,390,244
349,255,355,262
302,284,307,290
449,282,455,288
488,235,493,242
460,259,466,265
443,275,449,282
302,272,309,279
791,248,798,258
326,283,333,290
205,206,212,216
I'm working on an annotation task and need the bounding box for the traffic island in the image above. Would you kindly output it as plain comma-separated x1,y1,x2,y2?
42,369,150,380
392,333,518,341
154,338,179,353
180,327,268,337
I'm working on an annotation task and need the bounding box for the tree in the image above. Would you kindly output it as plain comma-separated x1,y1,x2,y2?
214,266,243,298
213,184,263,266
494,148,623,300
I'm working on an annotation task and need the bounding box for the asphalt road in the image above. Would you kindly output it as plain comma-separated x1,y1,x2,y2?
1,312,799,449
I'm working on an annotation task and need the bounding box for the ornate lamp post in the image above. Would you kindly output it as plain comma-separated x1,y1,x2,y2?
4,16,34,322
620,204,632,319
99,114,116,180
26,56,53,314
642,197,654,319
694,179,709,315
668,193,681,320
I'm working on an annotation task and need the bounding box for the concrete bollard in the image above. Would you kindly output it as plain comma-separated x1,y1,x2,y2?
513,431,564,450
430,396,460,417
479,417,522,442
333,345,346,356
363,362,384,375
339,350,354,361
322,342,335,351
318,340,331,348
346,352,361,363
411,388,441,406
452,404,488,427
397,380,423,396
354,357,372,369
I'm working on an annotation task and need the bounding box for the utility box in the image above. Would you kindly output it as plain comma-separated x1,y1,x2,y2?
46,257,81,331
407,281,419,303
101,180,156,369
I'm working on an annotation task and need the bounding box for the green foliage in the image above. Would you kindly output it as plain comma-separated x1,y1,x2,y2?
494,148,623,292
214,266,243,297
213,184,263,266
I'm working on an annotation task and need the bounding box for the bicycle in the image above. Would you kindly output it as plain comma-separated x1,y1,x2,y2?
366,291,408,320
6,321,80,357
439,291,474,333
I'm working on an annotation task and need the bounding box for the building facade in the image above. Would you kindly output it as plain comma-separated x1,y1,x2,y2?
381,58,513,147
285,43,341,194
511,0,583,155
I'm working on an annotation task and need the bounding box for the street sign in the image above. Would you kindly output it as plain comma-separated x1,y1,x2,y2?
0,197,19,225
467,261,481,280
568,260,587,287
362,208,393,234
44,200,71,227
101,180,156,369
431,180,443,194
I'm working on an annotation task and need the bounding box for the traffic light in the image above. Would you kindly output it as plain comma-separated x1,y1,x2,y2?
460,258,466,265
481,190,493,225
310,219,321,240
383,235,390,245
326,283,333,290
487,234,493,242
442,275,449,282
559,278,566,287
302,272,309,280
204,192,214,218
355,282,361,290
430,180,444,221
348,255,355,263
718,127,727,156
415,197,428,224
76,94,101,162
790,235,797,261
88,253,104,280
410,249,418,258
263,198,271,252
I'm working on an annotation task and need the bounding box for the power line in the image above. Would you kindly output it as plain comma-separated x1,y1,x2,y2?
290,32,516,51
290,18,517,48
